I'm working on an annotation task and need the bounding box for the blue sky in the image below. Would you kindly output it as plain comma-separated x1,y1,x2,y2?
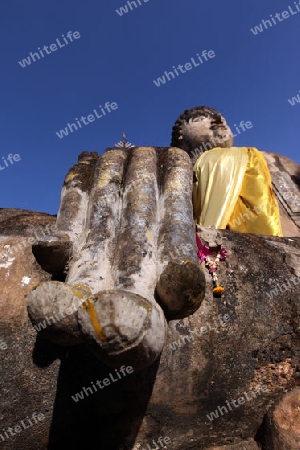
1,0,299,215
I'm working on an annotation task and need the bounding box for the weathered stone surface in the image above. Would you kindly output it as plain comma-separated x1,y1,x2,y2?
0,208,56,236
196,225,223,248
58,147,204,320
261,388,300,450
77,290,167,370
0,211,58,450
28,148,205,372
205,441,260,450
0,209,56,326
27,281,91,346
263,152,300,236
1,207,300,449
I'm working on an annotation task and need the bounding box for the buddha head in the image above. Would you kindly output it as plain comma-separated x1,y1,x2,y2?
171,106,234,162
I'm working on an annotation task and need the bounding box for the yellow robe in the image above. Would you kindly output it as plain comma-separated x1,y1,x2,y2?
192,147,283,236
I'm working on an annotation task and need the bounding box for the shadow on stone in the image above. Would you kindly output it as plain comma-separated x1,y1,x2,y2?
291,169,300,190
32,334,66,368
32,241,72,282
45,345,160,449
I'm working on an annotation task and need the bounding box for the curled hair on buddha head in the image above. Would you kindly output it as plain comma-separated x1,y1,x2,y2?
171,106,234,161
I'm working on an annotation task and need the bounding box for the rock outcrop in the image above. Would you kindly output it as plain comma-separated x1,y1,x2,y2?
0,148,300,450
262,388,300,449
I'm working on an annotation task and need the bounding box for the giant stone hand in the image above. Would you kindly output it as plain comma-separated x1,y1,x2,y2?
27,147,206,371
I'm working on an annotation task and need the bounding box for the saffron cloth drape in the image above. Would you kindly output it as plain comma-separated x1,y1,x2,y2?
192,147,282,236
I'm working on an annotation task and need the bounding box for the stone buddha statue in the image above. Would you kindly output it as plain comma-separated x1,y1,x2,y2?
171,106,300,237
26,106,300,375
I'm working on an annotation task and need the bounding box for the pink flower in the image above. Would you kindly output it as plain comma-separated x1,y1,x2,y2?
220,247,227,261
196,234,211,262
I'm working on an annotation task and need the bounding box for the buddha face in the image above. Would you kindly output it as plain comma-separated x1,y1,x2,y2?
171,106,234,159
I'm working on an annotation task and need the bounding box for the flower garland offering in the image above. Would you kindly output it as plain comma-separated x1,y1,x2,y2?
196,233,227,297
